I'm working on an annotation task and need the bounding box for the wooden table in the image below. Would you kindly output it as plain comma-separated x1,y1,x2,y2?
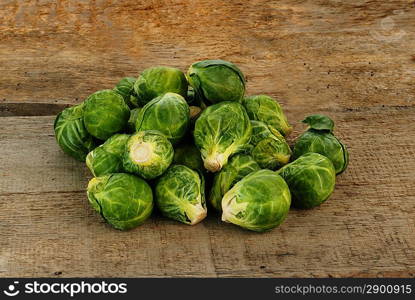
1,0,414,278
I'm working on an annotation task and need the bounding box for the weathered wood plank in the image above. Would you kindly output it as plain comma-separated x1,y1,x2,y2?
0,0,414,112
1,105,414,277
0,102,70,117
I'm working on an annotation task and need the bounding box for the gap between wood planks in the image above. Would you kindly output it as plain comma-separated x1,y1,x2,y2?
1,102,415,117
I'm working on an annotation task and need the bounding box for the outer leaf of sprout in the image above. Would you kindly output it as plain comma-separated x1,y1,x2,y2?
194,101,252,172
221,169,291,232
54,103,96,161
155,165,207,225
277,152,336,209
83,89,130,140
87,173,153,230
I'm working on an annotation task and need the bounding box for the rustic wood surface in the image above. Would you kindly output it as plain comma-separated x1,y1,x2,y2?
0,0,414,278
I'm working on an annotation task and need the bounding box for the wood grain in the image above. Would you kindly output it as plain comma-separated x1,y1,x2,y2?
0,0,414,277
1,0,414,111
1,106,414,277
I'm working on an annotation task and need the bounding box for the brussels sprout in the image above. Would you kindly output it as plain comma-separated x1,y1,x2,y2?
173,143,204,172
123,130,173,179
194,101,252,172
54,104,96,161
87,173,153,230
86,134,129,176
242,95,292,136
133,66,188,106
221,169,291,232
293,115,349,174
83,90,130,140
114,77,139,108
136,93,190,144
127,108,141,133
155,165,206,225
187,59,245,104
250,120,291,170
277,152,336,209
209,154,260,211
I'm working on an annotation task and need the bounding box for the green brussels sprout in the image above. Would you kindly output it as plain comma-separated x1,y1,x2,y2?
293,115,349,174
194,101,252,172
87,173,153,230
133,66,188,106
250,120,291,170
277,152,336,209
114,77,139,108
242,95,292,136
54,104,96,161
173,143,204,172
187,59,245,104
86,134,129,176
123,130,173,179
136,93,190,144
209,154,260,211
83,90,130,140
155,165,206,225
221,169,291,232
127,108,141,133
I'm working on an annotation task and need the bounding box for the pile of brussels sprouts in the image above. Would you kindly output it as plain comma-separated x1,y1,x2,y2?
54,60,349,232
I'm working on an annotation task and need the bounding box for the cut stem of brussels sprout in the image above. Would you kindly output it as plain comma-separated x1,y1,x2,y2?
184,202,207,225
204,152,226,173
123,130,174,179
130,143,152,163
